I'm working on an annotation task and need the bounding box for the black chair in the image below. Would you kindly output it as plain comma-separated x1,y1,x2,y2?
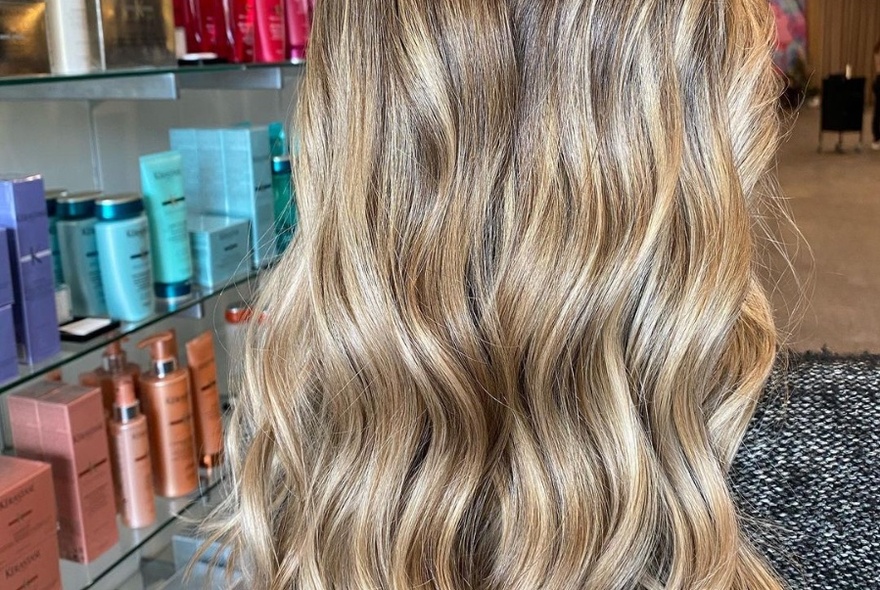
819,75,866,153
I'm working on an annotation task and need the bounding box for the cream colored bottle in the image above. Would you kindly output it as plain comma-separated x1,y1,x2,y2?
137,331,199,498
108,375,156,528
185,331,224,471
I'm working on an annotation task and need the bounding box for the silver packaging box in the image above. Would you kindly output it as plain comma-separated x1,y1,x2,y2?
100,0,174,69
0,1,50,76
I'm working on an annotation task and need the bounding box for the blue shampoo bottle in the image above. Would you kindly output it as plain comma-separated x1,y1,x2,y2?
57,192,107,317
95,194,155,322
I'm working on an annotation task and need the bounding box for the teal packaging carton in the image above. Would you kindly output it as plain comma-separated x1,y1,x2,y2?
169,128,201,213
221,126,276,268
196,129,226,215
188,215,251,288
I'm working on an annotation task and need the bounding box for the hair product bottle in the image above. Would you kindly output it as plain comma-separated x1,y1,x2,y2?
222,302,251,397
56,191,108,317
45,188,68,287
137,331,199,497
272,155,296,254
283,0,309,62
253,0,285,62
199,0,232,60
229,0,255,63
79,340,142,418
108,375,156,529
139,151,193,300
94,194,154,322
185,331,224,470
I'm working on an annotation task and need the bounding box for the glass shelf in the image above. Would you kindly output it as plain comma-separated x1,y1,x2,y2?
0,271,259,397
0,62,305,101
61,468,226,590
107,490,241,590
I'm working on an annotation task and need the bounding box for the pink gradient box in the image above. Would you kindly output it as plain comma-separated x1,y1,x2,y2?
9,383,119,563
0,456,61,590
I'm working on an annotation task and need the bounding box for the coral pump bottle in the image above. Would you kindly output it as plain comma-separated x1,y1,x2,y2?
137,331,199,498
108,375,156,528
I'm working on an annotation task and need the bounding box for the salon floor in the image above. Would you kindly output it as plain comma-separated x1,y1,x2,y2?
770,105,880,354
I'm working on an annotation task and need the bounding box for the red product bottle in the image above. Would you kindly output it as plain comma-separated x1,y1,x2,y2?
229,0,256,63
199,0,232,60
254,0,286,62
179,0,203,54
284,0,310,62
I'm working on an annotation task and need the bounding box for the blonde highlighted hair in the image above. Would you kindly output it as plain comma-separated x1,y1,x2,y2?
207,0,786,588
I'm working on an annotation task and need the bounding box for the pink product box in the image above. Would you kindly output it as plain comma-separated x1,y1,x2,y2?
0,455,62,590
8,383,119,564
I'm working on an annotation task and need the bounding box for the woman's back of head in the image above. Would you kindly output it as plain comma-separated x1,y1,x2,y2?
210,1,785,588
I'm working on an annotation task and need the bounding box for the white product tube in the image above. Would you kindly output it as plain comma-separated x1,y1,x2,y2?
46,0,99,74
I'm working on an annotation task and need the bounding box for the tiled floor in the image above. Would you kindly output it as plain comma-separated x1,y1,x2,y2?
770,106,880,353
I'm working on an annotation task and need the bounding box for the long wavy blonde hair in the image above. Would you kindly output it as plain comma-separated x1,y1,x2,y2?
207,0,785,588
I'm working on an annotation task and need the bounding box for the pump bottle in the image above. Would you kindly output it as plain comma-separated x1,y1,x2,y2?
108,375,156,528
137,331,199,497
80,339,141,418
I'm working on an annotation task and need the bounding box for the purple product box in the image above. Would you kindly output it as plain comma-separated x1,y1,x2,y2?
0,175,61,364
0,227,12,306
0,304,16,382
0,228,14,381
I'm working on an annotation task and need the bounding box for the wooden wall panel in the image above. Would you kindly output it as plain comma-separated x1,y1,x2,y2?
807,0,880,90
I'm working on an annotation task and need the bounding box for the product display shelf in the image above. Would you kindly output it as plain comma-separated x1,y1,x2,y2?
0,270,259,396
110,489,238,590
0,62,305,101
61,468,226,590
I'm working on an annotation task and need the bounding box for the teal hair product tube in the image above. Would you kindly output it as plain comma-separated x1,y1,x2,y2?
272,155,296,255
268,121,287,158
56,191,108,317
139,151,193,299
95,194,155,322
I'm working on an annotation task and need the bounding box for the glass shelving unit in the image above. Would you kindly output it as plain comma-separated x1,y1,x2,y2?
0,62,305,101
0,61,278,589
0,265,254,587
0,270,260,397
61,470,226,590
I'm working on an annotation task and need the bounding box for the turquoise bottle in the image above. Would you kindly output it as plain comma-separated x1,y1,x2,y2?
139,151,192,299
45,189,67,287
272,155,297,255
57,192,107,317
95,194,155,322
